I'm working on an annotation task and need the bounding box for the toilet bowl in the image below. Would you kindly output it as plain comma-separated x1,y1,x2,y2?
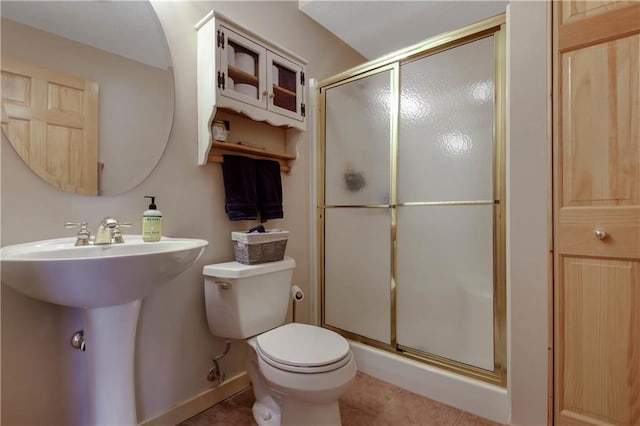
247,323,356,425
203,258,356,426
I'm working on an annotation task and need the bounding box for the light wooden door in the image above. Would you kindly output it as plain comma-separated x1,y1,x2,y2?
1,58,99,195
553,2,640,425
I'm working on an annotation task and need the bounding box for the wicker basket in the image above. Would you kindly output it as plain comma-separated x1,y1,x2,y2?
232,230,289,264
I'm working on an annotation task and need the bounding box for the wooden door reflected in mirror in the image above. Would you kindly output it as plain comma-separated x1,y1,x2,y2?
2,58,99,195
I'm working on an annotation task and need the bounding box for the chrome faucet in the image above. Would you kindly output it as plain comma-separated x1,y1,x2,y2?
65,217,131,246
95,217,124,244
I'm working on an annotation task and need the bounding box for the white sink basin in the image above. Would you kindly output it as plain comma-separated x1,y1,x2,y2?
1,234,208,425
0,235,207,308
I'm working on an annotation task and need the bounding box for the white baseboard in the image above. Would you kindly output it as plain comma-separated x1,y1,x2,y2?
139,373,250,426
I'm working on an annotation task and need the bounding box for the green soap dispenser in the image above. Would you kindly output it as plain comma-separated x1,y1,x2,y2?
142,195,162,242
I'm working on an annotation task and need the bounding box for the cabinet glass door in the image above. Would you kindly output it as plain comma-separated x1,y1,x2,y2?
219,26,266,109
267,51,303,122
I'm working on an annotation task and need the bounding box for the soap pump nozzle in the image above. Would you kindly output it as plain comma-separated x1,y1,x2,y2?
144,195,156,209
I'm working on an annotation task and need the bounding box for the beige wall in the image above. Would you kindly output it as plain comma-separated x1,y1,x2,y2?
507,2,550,425
0,1,364,424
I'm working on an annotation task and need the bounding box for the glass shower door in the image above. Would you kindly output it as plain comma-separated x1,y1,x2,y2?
321,66,396,344
396,36,497,370
318,15,506,383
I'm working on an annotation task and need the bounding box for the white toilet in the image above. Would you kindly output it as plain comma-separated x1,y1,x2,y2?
203,257,356,426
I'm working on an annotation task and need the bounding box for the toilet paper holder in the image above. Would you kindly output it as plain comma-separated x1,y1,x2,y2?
291,285,304,302
291,285,304,322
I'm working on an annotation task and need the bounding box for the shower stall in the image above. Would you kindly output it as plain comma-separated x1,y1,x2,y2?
317,15,506,385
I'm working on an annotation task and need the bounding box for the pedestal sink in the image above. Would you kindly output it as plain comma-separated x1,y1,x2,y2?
0,235,208,425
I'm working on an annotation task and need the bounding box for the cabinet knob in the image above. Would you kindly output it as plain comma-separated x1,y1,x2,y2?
594,228,607,240
262,90,268,97
268,93,275,99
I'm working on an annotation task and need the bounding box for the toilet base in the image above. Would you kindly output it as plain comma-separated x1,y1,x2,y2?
252,399,281,426
247,351,282,426
281,397,341,426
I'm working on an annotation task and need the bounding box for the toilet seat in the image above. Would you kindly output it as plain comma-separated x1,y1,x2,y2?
256,323,351,374
257,346,353,374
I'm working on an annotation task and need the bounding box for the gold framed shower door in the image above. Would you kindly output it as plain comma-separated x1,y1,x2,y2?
316,14,507,386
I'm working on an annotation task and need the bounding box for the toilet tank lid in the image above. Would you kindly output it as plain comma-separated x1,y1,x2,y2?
203,257,295,278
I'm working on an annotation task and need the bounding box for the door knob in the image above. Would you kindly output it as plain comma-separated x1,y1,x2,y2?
594,228,606,240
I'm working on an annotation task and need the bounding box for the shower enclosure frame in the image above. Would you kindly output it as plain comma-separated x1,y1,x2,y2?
316,14,507,386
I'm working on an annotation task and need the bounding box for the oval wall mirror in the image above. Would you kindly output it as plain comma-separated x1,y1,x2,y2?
0,1,174,196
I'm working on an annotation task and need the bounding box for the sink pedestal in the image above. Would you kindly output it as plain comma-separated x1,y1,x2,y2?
84,300,142,425
0,235,208,425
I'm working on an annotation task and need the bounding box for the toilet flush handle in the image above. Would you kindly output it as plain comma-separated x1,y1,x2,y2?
216,281,232,290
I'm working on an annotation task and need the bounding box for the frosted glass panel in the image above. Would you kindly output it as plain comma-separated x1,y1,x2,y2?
324,208,391,344
396,205,494,370
398,37,495,203
325,70,392,206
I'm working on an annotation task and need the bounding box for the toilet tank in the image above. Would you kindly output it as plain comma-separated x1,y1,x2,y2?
203,257,295,339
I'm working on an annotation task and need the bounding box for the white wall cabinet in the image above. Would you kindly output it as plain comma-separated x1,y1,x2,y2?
196,10,307,165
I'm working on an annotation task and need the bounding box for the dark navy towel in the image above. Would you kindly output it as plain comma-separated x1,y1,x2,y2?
256,159,284,221
221,155,257,221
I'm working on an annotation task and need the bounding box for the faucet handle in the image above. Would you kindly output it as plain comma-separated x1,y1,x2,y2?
64,221,88,228
111,221,131,244
64,222,92,246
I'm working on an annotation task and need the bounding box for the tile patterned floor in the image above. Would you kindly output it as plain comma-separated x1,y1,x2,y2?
180,372,505,426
